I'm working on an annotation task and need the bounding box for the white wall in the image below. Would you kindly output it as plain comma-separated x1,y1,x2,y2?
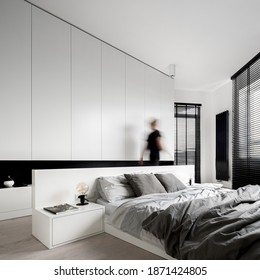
175,81,233,187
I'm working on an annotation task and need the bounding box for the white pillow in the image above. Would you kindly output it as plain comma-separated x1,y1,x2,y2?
97,175,135,202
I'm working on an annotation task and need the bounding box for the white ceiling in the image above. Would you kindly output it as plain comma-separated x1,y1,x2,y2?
27,0,260,92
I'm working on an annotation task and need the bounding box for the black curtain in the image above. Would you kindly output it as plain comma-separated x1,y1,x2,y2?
216,110,229,181
174,103,201,183
231,52,260,189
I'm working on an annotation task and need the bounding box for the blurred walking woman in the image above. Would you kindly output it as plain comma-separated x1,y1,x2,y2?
140,119,165,166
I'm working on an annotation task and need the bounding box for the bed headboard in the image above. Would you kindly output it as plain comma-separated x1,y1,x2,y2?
32,165,194,209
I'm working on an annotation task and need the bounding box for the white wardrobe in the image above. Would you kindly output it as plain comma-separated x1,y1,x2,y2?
0,0,175,161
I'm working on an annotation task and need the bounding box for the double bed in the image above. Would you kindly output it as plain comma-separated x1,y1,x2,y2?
32,165,260,260
97,184,231,259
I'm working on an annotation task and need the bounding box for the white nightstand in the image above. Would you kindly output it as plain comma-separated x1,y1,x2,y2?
32,202,105,249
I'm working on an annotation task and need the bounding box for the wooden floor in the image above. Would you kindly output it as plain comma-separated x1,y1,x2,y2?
0,216,164,260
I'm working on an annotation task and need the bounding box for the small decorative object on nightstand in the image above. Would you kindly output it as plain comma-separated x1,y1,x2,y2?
76,182,89,206
3,176,14,188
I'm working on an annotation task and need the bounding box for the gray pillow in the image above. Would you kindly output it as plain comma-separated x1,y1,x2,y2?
97,175,135,202
124,173,166,197
154,173,187,192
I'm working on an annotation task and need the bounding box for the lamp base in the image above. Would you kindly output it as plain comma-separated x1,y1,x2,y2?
76,202,89,206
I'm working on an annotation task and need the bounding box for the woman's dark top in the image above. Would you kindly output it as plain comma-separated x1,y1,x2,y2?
147,130,161,163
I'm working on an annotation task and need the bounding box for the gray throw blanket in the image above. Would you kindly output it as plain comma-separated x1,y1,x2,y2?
142,185,260,260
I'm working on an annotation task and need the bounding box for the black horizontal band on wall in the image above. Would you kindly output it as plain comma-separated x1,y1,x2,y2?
0,160,174,187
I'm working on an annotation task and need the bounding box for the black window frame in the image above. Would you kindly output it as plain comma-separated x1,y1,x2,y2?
174,103,201,183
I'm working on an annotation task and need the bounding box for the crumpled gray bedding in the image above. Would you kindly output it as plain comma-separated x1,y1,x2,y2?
142,184,260,260
109,184,231,240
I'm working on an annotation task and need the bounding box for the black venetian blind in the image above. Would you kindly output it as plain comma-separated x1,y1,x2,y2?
231,52,260,189
174,103,201,183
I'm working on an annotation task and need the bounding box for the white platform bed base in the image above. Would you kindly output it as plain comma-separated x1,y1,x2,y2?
105,222,174,260
32,165,193,257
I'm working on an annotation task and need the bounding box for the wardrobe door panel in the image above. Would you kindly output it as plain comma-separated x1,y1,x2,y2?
125,57,145,160
0,0,31,159
32,7,71,159
144,66,161,123
101,44,125,160
71,28,102,160
160,74,174,160
143,67,161,160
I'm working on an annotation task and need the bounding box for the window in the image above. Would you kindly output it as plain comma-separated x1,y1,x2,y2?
174,103,201,183
231,52,260,189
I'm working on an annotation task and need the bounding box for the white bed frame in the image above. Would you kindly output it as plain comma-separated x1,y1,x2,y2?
32,165,194,259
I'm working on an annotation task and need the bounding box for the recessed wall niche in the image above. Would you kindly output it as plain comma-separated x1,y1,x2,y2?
0,160,174,187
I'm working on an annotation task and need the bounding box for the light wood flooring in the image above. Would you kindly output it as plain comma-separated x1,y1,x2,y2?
0,216,164,260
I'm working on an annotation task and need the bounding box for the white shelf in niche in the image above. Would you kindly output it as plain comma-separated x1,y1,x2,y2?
0,185,32,221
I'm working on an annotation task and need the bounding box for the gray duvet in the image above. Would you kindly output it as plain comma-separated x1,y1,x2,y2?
109,184,231,251
142,184,260,260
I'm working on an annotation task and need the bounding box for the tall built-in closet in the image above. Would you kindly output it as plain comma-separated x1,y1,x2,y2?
0,0,175,161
